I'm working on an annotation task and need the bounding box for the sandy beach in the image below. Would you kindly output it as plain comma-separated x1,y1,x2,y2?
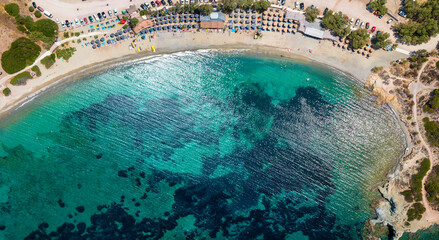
0,28,407,118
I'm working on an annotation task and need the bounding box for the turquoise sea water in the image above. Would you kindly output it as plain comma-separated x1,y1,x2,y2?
0,50,405,239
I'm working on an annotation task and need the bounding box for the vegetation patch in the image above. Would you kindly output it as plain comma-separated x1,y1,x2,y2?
305,7,319,22
407,202,426,221
56,47,77,61
1,38,41,74
34,11,41,18
217,0,270,13
400,190,414,203
4,3,20,17
31,65,41,77
29,6,34,12
372,32,391,49
423,118,439,147
423,89,439,113
409,158,431,202
425,165,439,210
10,71,32,86
40,54,56,69
2,88,11,97
367,0,388,16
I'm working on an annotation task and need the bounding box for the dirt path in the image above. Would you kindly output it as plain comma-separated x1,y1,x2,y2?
409,61,439,222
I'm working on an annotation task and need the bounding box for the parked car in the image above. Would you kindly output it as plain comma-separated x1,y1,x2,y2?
61,22,65,28
151,1,156,7
37,6,43,12
102,12,106,18
371,26,376,32
366,22,370,29
80,19,84,25
32,2,37,8
168,0,173,4
387,19,393,24
145,2,150,8
295,1,299,8
84,18,88,24
94,14,99,21
399,11,407,18
379,15,384,19
161,0,166,5
281,0,285,5
323,8,329,15
89,16,94,23
108,10,112,16
140,4,147,9
97,12,102,20
55,18,60,24
43,10,53,18
65,20,70,27
310,5,314,9
75,18,80,26
360,22,365,28
300,3,304,10
355,18,360,26
114,9,118,14
350,18,354,24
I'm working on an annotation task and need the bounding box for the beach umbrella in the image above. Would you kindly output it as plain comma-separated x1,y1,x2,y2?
245,20,250,24
195,14,199,18
194,24,198,28
251,20,255,24
228,25,233,29
246,14,250,18
277,23,280,27
278,18,282,22
251,26,255,30
235,9,239,13
141,35,146,39
110,33,115,38
240,19,244,23
262,22,265,26
233,19,238,24
121,35,125,39
106,39,111,44
123,29,127,33
272,22,275,27
178,24,182,28
91,40,95,44
100,37,105,42
92,45,96,49
246,9,250,13
97,42,101,47
190,14,194,18
252,15,256,19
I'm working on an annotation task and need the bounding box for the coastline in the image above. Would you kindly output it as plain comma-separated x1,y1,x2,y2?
0,30,408,120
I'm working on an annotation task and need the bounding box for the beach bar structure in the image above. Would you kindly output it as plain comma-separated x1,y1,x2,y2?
285,10,338,41
133,20,153,34
126,5,138,18
200,11,226,29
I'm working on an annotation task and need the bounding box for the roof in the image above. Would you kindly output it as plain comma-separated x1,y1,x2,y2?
127,5,137,15
133,20,153,34
200,21,225,29
200,11,225,22
285,11,304,21
304,27,324,39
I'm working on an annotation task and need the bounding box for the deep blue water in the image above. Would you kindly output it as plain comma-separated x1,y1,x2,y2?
0,51,404,239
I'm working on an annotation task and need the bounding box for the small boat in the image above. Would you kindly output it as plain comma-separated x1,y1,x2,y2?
151,46,156,52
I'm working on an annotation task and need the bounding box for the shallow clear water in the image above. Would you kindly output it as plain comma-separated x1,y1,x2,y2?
0,50,404,239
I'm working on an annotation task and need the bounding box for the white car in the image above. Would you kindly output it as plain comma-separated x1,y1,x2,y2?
350,18,354,24
61,22,65,28
55,18,60,24
360,22,365,28
295,1,299,8
75,18,79,25
94,14,99,21
114,9,117,14
387,19,393,24
108,10,112,16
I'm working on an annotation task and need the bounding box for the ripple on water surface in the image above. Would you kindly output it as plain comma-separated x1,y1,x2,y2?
0,51,404,239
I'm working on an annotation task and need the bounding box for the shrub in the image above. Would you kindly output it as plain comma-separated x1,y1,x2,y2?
2,88,11,96
348,29,370,49
56,47,76,61
64,32,70,38
401,190,414,203
34,11,42,18
31,65,41,77
17,25,28,33
372,66,384,72
425,165,439,210
130,18,139,28
1,38,41,74
321,10,351,38
5,3,19,17
75,32,80,37
34,19,58,38
29,6,34,12
40,54,56,69
253,0,270,11
10,71,32,86
407,116,412,120
436,61,439,69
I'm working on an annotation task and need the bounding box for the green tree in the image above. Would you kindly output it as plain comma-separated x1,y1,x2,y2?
305,7,319,22
10,71,32,86
130,18,139,28
5,3,20,17
436,61,439,69
242,0,253,9
197,4,214,15
253,0,271,11
29,6,34,12
373,32,391,48
40,54,56,69
368,0,388,16
218,0,237,13
31,65,41,77
2,88,11,96
1,38,41,74
34,10,42,18
321,10,351,38
423,117,439,147
348,29,370,49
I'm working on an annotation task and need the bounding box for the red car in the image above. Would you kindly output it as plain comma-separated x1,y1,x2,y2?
371,26,376,32
37,6,43,12
84,18,88,24
365,22,370,29
155,0,161,5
